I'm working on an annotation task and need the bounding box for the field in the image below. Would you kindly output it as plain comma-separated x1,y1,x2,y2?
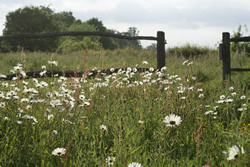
0,48,249,166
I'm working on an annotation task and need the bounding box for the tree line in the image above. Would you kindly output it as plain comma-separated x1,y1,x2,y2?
0,5,142,53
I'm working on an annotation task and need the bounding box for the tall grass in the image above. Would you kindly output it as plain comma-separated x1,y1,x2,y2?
0,48,249,166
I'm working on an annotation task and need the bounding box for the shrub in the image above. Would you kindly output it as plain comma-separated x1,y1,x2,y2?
167,43,212,58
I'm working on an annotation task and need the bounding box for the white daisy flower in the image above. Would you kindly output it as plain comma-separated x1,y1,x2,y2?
149,67,154,72
2,82,8,88
48,114,54,120
52,130,58,135
0,74,7,78
163,114,182,127
220,95,226,100
48,60,58,66
161,66,167,72
227,145,244,161
199,94,204,98
231,92,237,97
106,156,116,166
216,100,224,104
240,95,246,100
138,120,144,124
128,162,143,167
204,110,214,115
180,96,186,100
182,60,188,65
52,147,66,156
197,88,203,92
100,125,107,131
0,102,5,108
225,99,233,103
79,95,85,100
142,61,148,65
17,120,23,124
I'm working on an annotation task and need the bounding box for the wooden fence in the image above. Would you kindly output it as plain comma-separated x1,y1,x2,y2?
219,32,250,81
0,31,166,70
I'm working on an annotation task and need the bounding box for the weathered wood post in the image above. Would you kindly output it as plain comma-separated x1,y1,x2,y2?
157,31,166,71
222,32,231,81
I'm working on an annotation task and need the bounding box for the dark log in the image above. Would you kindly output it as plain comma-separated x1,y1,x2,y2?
231,68,250,72
0,31,157,41
230,36,250,42
0,68,158,81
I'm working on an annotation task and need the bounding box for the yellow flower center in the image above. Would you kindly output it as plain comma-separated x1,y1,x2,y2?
170,121,176,125
234,154,238,159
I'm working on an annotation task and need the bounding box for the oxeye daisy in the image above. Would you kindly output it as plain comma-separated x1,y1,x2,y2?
226,145,244,161
240,95,246,100
106,156,116,166
0,102,5,108
79,95,85,100
0,74,7,78
163,114,182,127
48,114,54,120
220,95,225,100
52,147,66,156
138,120,144,124
100,124,107,131
128,162,143,167
48,60,58,66
161,66,167,72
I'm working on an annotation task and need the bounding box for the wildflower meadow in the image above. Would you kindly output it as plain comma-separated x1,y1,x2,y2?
0,48,249,166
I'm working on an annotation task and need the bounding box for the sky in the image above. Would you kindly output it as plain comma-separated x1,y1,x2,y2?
0,0,250,48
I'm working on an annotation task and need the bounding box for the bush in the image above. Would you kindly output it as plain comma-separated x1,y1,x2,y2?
56,38,101,54
167,43,212,58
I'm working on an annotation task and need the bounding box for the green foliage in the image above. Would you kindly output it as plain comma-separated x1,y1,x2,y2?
53,11,76,31
56,22,101,53
146,43,157,52
113,27,142,49
167,43,213,58
231,24,250,54
84,18,119,50
3,5,60,52
56,38,101,54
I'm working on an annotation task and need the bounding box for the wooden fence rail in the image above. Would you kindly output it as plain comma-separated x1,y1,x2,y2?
0,31,166,71
219,32,250,81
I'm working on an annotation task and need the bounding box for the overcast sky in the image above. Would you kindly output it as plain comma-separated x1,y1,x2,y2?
0,0,250,48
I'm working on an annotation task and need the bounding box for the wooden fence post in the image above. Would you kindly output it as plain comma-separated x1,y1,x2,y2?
222,32,231,81
157,31,165,70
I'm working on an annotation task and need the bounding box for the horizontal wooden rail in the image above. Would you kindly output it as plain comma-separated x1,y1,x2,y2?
231,68,250,72
230,36,250,42
0,68,157,81
0,31,158,41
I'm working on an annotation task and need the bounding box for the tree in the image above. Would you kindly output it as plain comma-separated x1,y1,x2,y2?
231,24,250,53
56,22,101,53
3,5,60,52
53,11,76,31
113,27,141,49
86,18,118,50
146,43,157,52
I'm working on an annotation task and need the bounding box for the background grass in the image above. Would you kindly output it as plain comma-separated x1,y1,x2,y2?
0,47,249,166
